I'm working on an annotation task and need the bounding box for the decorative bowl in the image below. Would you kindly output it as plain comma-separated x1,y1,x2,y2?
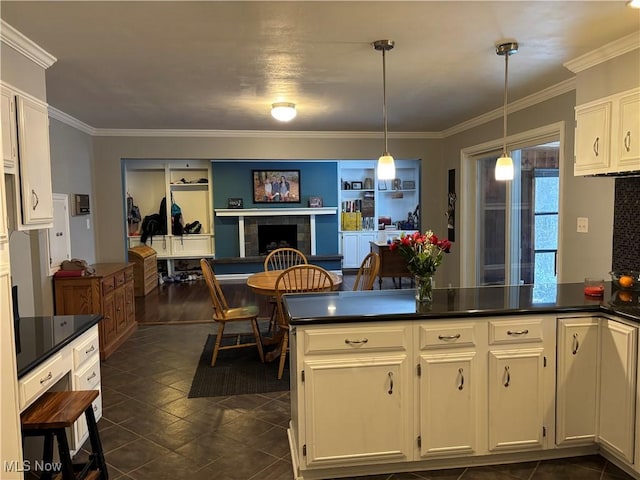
609,270,640,291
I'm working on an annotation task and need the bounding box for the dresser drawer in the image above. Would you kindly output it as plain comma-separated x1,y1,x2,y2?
114,270,126,288
418,323,477,349
74,356,101,390
124,266,134,283
19,353,66,411
102,275,115,294
488,318,544,345
73,327,99,368
303,324,410,355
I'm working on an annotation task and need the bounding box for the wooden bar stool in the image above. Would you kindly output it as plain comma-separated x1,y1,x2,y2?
21,390,108,480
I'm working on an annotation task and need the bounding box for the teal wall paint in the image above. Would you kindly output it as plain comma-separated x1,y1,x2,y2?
212,161,339,258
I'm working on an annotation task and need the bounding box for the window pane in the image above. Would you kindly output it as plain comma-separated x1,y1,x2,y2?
534,177,559,213
535,214,558,250
534,252,557,284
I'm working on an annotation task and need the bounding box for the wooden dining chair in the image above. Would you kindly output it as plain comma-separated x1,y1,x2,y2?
353,252,380,291
264,247,308,333
200,259,265,366
274,264,334,379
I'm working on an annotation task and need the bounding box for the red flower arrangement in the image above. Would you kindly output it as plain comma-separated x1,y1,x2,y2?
389,230,452,277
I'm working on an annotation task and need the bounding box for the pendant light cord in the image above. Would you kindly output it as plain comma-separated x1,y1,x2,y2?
382,47,389,154
502,52,509,157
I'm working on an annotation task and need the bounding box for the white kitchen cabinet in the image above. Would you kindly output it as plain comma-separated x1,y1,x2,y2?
340,231,376,269
1,85,54,228
293,322,413,468
124,159,214,274
598,317,637,464
556,316,599,446
574,87,640,176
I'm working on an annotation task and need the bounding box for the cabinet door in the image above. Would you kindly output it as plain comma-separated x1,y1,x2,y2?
488,348,545,452
617,92,640,170
303,355,412,466
101,292,117,346
16,96,53,225
341,233,359,268
358,233,377,265
124,281,135,327
598,318,637,463
114,286,127,333
556,318,599,446
1,88,18,170
419,353,476,457
574,102,611,175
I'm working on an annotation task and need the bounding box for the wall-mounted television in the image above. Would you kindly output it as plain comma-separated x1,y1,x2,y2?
252,170,300,204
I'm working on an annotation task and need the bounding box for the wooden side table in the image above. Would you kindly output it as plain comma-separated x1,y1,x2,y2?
369,241,413,289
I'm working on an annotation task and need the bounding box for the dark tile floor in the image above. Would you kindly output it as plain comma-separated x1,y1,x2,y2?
83,321,634,480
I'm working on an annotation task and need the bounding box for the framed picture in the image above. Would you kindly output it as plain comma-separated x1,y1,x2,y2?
308,196,323,208
227,197,243,209
392,178,402,190
351,181,363,190
252,170,300,203
378,180,387,191
403,180,415,189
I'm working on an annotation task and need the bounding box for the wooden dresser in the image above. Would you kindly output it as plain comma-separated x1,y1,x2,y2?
369,241,413,289
54,263,136,360
128,245,158,296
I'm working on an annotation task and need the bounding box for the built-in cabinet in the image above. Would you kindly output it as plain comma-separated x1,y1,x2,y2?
339,160,420,268
574,87,640,176
291,315,556,478
124,159,214,274
1,84,54,229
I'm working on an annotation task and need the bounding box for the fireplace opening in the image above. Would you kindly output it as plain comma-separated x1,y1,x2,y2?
258,224,297,255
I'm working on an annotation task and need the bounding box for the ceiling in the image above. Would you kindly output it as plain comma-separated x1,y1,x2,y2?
1,1,639,133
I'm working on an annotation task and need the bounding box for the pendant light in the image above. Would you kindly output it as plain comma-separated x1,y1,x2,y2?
373,39,395,180
495,41,518,181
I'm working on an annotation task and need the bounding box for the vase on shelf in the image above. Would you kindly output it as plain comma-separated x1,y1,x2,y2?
415,274,433,304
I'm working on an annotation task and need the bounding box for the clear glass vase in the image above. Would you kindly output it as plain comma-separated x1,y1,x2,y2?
415,274,433,304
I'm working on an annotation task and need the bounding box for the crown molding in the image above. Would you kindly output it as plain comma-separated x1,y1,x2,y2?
442,77,576,138
0,20,57,69
91,128,439,139
564,32,640,73
48,106,96,135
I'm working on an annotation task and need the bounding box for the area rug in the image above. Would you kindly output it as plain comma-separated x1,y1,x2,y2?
188,334,289,398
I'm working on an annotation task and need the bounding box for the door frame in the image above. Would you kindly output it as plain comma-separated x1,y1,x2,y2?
459,122,566,287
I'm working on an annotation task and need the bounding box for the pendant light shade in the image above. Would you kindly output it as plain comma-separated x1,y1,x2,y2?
271,102,297,122
495,41,518,181
374,40,395,180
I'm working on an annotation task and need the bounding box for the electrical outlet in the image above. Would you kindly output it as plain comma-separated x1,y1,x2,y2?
577,217,588,233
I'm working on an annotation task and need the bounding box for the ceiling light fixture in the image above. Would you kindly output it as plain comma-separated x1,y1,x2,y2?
373,39,396,180
271,102,297,122
627,0,640,8
495,41,519,181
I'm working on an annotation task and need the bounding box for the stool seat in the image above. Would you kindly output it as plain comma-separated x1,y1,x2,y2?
21,390,107,480
22,391,99,430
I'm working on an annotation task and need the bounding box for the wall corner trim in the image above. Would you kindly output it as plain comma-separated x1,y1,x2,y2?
0,20,57,69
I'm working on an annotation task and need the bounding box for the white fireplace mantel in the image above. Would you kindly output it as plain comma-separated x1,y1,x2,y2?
214,207,338,257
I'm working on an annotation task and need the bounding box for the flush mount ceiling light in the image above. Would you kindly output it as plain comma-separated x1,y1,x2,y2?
373,39,396,180
271,102,297,122
495,41,519,181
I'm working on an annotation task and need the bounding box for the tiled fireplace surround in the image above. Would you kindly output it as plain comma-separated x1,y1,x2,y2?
244,216,311,257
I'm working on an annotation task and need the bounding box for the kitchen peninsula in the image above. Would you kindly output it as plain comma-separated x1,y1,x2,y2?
283,283,640,480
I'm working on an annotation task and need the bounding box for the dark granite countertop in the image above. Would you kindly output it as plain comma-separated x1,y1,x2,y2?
283,282,640,326
15,314,102,379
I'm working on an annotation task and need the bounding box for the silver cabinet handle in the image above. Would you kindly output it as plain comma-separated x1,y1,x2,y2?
572,333,580,355
458,368,464,390
40,372,52,385
503,366,510,387
593,137,599,156
86,345,95,354
507,329,529,336
388,372,394,395
624,131,631,152
31,189,39,210
438,334,461,340
345,338,368,345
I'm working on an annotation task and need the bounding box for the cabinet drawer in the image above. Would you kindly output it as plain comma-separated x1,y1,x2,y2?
74,356,101,390
124,266,134,283
114,271,126,288
102,275,115,294
488,318,544,345
19,354,66,410
303,324,410,355
73,328,99,369
418,323,477,349
74,389,102,449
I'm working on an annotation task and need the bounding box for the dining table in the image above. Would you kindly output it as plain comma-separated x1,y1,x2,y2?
246,269,343,296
